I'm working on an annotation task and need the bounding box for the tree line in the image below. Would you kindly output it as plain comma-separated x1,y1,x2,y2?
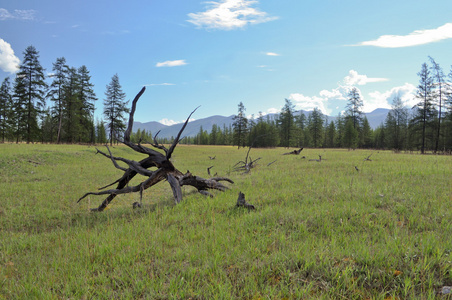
187,57,452,153
1,47,451,153
0,45,130,144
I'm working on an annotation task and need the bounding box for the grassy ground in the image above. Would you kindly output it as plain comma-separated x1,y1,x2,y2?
0,143,451,299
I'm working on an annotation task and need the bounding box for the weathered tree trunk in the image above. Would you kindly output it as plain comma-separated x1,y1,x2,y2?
78,87,233,211
283,148,303,155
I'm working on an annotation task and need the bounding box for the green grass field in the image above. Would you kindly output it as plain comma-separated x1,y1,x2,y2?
0,143,451,299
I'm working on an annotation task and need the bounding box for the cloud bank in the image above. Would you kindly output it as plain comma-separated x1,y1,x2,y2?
187,0,278,30
358,22,452,48
0,38,20,73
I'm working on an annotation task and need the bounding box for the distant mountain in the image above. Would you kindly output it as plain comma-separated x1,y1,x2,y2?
133,108,390,139
133,115,235,139
365,108,390,128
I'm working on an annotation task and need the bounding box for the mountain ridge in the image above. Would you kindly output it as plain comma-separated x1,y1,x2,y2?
133,108,390,139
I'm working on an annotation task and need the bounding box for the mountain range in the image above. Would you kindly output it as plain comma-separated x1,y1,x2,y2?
132,108,390,139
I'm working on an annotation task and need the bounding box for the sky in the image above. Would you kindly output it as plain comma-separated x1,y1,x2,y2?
1,0,452,125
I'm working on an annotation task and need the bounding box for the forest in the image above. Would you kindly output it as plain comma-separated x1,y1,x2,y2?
0,46,451,153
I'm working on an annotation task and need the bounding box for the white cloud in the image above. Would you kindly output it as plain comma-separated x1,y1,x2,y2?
159,118,179,126
159,117,195,125
366,83,416,112
288,93,331,115
267,107,280,114
156,60,187,67
266,52,280,56
0,38,20,73
343,70,388,86
0,8,36,21
145,83,175,86
187,0,278,30
358,22,452,48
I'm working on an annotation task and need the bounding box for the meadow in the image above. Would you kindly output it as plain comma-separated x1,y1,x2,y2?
0,143,451,299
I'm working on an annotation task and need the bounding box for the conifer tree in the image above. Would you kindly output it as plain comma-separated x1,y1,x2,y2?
345,87,363,130
103,74,129,145
412,63,436,154
0,77,12,142
232,101,248,148
15,45,48,143
385,95,408,151
307,107,324,148
278,99,295,147
47,57,68,143
77,65,97,143
429,56,446,153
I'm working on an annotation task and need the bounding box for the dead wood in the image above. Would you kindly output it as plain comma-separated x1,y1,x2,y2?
364,153,373,161
283,148,304,155
309,155,322,162
233,143,261,173
78,87,233,211
207,165,214,176
236,192,255,209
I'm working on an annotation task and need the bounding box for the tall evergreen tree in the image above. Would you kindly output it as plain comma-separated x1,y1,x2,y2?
429,56,446,153
385,95,408,151
307,107,324,148
360,116,373,148
12,73,29,143
345,87,363,130
278,99,295,147
47,57,68,143
324,120,336,148
77,65,97,143
15,45,48,143
413,63,436,154
232,101,248,148
0,77,12,142
103,74,129,145
61,67,80,143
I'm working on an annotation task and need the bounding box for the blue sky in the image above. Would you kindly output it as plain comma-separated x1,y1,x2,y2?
1,0,451,124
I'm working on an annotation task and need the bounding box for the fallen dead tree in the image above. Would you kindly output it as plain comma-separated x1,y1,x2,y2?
233,145,261,174
283,148,303,155
78,87,233,211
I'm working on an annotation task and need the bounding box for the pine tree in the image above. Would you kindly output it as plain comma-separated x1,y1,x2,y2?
429,57,446,153
384,95,408,151
307,108,324,148
413,63,436,154
12,74,28,143
77,65,97,143
232,102,248,148
47,57,68,143
345,87,363,130
0,77,12,142
360,116,373,148
103,74,129,145
16,45,48,143
278,99,295,147
324,120,336,148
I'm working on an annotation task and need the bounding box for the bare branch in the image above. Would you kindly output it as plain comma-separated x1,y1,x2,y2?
167,106,200,160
